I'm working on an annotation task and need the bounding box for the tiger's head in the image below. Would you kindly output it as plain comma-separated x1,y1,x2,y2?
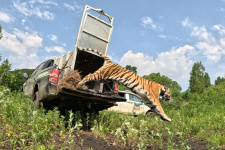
159,86,171,102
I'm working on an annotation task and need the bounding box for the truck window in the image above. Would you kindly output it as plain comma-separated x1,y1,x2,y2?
31,65,40,77
129,94,142,102
31,62,45,77
42,59,54,69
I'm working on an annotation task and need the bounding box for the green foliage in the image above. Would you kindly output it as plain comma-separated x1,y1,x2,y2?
0,88,84,149
0,56,34,91
0,84,225,149
204,72,211,88
8,69,34,91
203,81,225,97
1,66,34,91
214,76,225,85
0,59,11,73
189,61,211,93
143,72,182,91
0,25,2,40
125,65,137,74
118,84,130,91
0,59,11,84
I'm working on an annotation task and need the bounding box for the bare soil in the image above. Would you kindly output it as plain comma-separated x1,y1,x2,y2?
0,128,216,150
51,130,211,150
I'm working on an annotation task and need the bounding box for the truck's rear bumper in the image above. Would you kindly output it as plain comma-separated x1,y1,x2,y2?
45,88,126,111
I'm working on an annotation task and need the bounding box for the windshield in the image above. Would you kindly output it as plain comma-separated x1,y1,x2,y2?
129,94,142,102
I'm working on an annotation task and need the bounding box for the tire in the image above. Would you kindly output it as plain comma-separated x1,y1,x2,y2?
145,109,157,116
33,91,40,108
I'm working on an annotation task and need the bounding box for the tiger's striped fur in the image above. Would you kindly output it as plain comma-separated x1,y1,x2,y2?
77,48,171,122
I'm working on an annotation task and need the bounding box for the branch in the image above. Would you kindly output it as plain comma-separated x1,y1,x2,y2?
0,69,7,83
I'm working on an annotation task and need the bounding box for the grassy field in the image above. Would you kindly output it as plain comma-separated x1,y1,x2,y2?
0,85,225,149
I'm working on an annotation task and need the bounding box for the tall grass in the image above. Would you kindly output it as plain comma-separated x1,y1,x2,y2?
0,86,82,149
0,84,225,149
90,90,225,149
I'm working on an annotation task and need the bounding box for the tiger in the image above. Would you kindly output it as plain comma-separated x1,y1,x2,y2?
76,48,172,122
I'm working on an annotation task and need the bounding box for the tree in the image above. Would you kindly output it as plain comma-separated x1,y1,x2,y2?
215,76,225,85
189,61,210,93
143,72,182,91
204,72,211,88
125,65,137,74
0,59,12,86
0,25,2,40
10,69,34,91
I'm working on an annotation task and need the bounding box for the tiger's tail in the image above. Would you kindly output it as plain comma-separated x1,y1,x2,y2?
78,48,112,63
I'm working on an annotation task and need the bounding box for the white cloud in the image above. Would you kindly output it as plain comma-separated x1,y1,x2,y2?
220,8,225,12
63,3,82,12
0,29,43,69
191,26,212,41
8,53,40,69
63,2,83,17
215,64,225,78
182,17,193,27
47,34,66,46
213,24,225,36
0,12,14,23
48,34,58,43
159,34,167,39
189,25,225,62
195,42,222,62
13,0,55,20
141,17,162,31
119,45,195,90
21,19,26,24
182,17,225,63
0,29,42,56
45,46,66,54
29,0,58,6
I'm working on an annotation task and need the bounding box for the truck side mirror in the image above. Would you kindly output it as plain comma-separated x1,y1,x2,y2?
23,73,29,79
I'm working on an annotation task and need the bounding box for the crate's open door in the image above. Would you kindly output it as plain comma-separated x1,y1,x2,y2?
67,5,114,92
70,5,114,70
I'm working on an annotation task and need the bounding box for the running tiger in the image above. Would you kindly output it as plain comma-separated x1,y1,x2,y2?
77,48,171,122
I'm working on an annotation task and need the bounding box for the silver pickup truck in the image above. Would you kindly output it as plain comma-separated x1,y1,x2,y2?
108,90,151,115
22,5,125,113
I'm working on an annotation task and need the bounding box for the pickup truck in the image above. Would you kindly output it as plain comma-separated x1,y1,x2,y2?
22,5,125,114
108,90,151,115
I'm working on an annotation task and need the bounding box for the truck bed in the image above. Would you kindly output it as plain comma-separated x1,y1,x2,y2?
59,87,126,102
47,88,126,111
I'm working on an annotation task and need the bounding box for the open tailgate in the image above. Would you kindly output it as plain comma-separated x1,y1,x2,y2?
58,88,126,103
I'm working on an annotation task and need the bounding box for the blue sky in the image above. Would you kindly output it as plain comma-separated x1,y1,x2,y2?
1,0,225,91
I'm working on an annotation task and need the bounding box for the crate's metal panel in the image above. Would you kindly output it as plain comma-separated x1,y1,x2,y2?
70,5,114,70
77,13,112,54
79,32,108,54
83,14,112,42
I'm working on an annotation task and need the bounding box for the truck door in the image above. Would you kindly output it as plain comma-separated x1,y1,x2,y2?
128,94,145,115
27,62,45,95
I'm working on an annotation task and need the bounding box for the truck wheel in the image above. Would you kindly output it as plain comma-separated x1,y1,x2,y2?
146,109,157,116
33,91,40,108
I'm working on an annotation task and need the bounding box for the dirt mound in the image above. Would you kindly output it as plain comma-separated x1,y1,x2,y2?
56,70,87,92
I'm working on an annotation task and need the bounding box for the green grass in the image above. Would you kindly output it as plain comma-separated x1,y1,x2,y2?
91,90,225,149
0,85,225,149
0,86,82,149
